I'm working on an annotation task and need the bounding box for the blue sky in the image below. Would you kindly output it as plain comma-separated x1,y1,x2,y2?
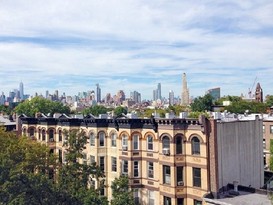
0,1,273,100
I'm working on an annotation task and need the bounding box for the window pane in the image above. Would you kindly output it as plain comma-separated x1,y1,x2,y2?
111,133,117,147
100,156,105,172
148,190,154,205
99,132,105,146
177,198,184,205
90,133,95,146
176,136,182,154
111,157,117,172
133,134,139,150
177,167,183,186
147,135,153,150
164,196,171,205
148,162,154,178
123,160,128,174
163,136,170,149
163,165,171,184
192,137,200,155
134,161,139,177
193,167,201,187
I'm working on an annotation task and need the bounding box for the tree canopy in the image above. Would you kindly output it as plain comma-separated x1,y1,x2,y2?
114,106,127,117
191,94,213,112
82,105,109,116
14,97,70,117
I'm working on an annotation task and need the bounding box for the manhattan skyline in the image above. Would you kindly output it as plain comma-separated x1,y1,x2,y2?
0,1,273,99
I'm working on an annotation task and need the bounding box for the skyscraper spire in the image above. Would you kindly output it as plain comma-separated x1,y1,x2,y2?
181,73,189,106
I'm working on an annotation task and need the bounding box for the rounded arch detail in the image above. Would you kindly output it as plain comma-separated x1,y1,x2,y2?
159,133,173,142
130,131,142,140
118,131,130,139
188,134,204,143
143,132,156,140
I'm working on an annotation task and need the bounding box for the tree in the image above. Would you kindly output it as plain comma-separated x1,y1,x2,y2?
111,175,134,205
265,95,273,108
58,129,108,205
0,105,12,115
226,101,266,114
114,106,127,117
15,97,70,117
191,94,213,112
82,105,109,117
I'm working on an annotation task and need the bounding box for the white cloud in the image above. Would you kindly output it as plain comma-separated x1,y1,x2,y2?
0,0,273,99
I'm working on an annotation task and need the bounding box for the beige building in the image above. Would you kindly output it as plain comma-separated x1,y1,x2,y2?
19,113,264,205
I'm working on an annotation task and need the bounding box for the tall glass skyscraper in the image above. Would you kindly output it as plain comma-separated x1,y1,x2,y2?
19,82,24,100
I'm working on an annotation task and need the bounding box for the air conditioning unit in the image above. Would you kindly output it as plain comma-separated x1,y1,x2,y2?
122,146,128,151
162,148,170,155
177,181,184,186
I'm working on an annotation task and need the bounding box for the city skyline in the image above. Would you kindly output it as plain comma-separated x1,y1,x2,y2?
0,1,273,99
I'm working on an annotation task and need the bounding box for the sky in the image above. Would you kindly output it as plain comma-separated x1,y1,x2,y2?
0,0,273,100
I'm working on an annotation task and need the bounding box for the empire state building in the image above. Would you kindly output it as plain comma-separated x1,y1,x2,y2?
181,73,189,106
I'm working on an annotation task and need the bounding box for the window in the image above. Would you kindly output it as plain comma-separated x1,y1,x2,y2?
38,129,41,140
99,156,105,172
58,130,62,142
111,133,117,147
99,132,105,146
176,136,183,154
163,165,171,184
90,155,95,165
162,136,170,149
122,135,128,150
148,162,154,178
134,161,139,177
263,125,265,133
147,135,153,151
58,149,62,163
90,133,95,146
193,167,201,187
122,160,128,174
29,128,35,137
163,196,171,205
263,139,266,149
193,199,202,205
49,129,54,142
177,198,184,205
192,137,200,155
134,189,140,205
148,190,155,205
270,126,273,134
42,130,46,141
133,134,139,150
111,157,117,172
177,166,183,186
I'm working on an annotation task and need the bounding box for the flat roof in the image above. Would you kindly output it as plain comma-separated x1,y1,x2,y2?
205,192,271,205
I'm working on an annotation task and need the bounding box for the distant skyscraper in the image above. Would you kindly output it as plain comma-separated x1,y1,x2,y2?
157,83,161,100
255,83,263,103
130,91,141,103
45,90,49,99
96,84,101,103
169,90,174,105
206,87,220,102
181,73,189,106
19,82,24,100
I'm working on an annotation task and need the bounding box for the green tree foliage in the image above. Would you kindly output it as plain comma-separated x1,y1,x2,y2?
166,105,187,115
58,129,108,205
188,112,210,118
265,95,273,108
0,105,12,115
82,105,109,116
214,95,242,105
15,97,70,117
111,175,134,205
114,106,128,117
225,101,267,114
191,94,213,112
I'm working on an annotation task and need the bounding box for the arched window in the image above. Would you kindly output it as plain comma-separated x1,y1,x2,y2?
49,129,54,142
191,137,200,155
111,132,117,147
90,133,95,146
133,134,139,150
42,130,46,141
162,136,170,149
147,135,153,151
99,132,105,147
29,128,35,137
176,136,183,154
58,130,62,142
122,134,128,150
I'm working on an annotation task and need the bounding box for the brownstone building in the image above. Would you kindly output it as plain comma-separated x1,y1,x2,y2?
19,114,264,205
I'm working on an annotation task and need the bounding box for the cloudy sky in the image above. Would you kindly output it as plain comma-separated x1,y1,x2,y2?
0,1,273,100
